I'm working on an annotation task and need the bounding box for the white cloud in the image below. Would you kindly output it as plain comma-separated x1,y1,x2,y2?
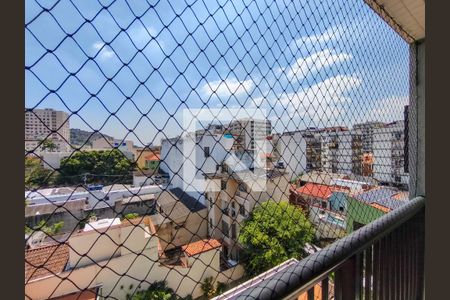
276,74,361,122
92,41,115,60
292,25,343,50
202,78,254,97
363,95,409,123
284,49,351,82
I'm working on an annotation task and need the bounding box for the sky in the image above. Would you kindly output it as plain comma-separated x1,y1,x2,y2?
25,0,410,146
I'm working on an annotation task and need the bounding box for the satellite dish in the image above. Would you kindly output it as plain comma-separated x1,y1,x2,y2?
27,231,46,249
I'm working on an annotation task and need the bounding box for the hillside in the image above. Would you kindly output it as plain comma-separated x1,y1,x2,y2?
70,129,114,146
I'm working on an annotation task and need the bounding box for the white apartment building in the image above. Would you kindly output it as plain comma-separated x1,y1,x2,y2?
321,130,353,175
372,121,409,187
91,138,135,160
160,131,234,201
353,121,386,153
25,108,71,152
228,119,271,151
275,131,307,180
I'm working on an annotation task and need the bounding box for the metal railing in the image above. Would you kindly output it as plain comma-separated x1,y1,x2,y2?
235,196,425,300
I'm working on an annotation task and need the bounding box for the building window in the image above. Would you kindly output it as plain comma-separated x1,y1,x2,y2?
239,204,246,216
204,147,210,158
222,221,229,238
209,218,213,229
321,201,327,209
231,223,236,239
231,202,236,218
221,180,227,190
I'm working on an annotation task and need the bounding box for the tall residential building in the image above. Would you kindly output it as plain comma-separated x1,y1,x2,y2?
25,108,70,152
372,120,409,188
228,119,272,151
299,127,349,173
353,121,386,153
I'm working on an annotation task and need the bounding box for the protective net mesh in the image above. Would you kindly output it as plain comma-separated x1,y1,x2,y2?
25,0,413,299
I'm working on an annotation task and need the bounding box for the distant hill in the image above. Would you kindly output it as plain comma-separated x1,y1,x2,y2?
70,129,114,146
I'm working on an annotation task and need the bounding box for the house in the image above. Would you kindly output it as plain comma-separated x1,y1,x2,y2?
134,148,161,170
25,215,243,300
289,182,350,240
345,187,409,233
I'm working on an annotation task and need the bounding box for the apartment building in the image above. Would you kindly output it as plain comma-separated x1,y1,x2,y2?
204,153,290,264
273,131,307,180
25,108,71,152
320,130,353,175
372,120,409,188
160,131,234,198
352,121,386,153
228,119,271,151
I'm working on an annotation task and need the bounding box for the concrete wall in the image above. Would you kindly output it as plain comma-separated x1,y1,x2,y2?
409,41,425,198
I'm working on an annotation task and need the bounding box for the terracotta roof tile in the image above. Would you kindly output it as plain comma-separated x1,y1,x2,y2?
25,244,69,282
144,153,160,161
297,183,349,200
182,239,221,257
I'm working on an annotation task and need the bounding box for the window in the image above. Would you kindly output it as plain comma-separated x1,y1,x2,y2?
239,204,246,216
204,146,210,158
322,201,327,209
231,223,236,239
339,206,344,212
221,180,227,190
231,202,236,217
209,218,213,229
222,221,229,238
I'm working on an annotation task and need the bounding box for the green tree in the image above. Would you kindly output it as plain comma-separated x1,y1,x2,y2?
25,220,64,236
39,139,58,152
58,149,133,185
200,277,215,299
126,281,191,300
25,157,55,188
238,200,314,276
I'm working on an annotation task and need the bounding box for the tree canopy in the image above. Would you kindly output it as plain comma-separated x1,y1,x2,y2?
25,156,54,188
58,149,133,185
126,281,191,300
238,200,314,276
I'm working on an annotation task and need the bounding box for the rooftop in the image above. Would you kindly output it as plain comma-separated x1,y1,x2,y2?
182,239,221,257
49,288,99,300
144,152,160,161
354,187,408,211
25,244,69,282
297,183,349,200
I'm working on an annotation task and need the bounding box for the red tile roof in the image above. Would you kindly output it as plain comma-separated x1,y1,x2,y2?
50,288,99,300
144,152,160,161
182,239,221,257
297,183,349,200
25,244,69,282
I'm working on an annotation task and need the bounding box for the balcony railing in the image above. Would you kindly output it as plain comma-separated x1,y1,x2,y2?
234,196,425,300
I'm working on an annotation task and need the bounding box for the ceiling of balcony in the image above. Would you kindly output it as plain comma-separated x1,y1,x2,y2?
365,0,425,43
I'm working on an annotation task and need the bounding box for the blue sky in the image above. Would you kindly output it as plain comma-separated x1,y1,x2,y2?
25,0,410,146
